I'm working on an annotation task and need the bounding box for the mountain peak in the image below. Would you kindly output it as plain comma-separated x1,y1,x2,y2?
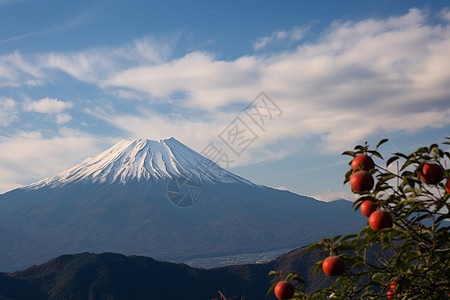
28,138,251,189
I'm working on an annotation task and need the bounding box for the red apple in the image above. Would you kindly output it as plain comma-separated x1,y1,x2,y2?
445,178,450,194
419,163,444,185
351,154,375,171
350,171,374,193
389,279,397,293
274,281,295,300
322,256,345,276
387,279,397,299
360,200,376,217
369,210,393,232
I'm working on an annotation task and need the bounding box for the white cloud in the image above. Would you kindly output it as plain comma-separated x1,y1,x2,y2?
56,113,72,124
24,97,73,114
312,190,355,202
438,7,450,22
103,52,262,109
1,7,449,167
0,130,110,194
254,26,306,50
275,186,288,191
108,89,147,100
84,101,308,169
24,79,43,86
84,106,221,151
95,8,450,155
0,97,17,126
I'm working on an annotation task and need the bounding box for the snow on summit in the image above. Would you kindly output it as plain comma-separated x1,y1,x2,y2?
28,138,251,189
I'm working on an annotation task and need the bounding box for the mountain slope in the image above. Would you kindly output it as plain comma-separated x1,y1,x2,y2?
0,247,332,300
0,138,366,272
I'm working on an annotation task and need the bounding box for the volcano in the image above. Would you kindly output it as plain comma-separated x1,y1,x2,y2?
0,138,365,271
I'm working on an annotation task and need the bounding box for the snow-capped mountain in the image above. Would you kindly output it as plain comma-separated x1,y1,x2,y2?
29,138,251,189
0,137,366,272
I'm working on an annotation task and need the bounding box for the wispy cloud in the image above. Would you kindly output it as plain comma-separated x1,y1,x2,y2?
40,34,178,83
0,0,22,6
0,9,93,45
0,97,17,126
0,34,177,87
253,25,307,50
0,51,43,87
42,51,111,83
438,7,450,21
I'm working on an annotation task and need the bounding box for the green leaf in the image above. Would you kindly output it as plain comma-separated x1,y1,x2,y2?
429,143,439,151
266,283,276,298
380,173,396,181
287,273,306,285
382,243,392,251
343,169,353,185
306,243,322,253
416,146,429,154
400,159,416,171
342,150,356,157
312,260,323,275
376,139,389,149
386,156,399,167
367,150,383,160
436,214,450,223
340,234,358,242
394,152,408,159
406,177,416,188
331,235,342,244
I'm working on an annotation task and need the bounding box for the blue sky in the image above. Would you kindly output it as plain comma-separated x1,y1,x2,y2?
0,0,449,201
